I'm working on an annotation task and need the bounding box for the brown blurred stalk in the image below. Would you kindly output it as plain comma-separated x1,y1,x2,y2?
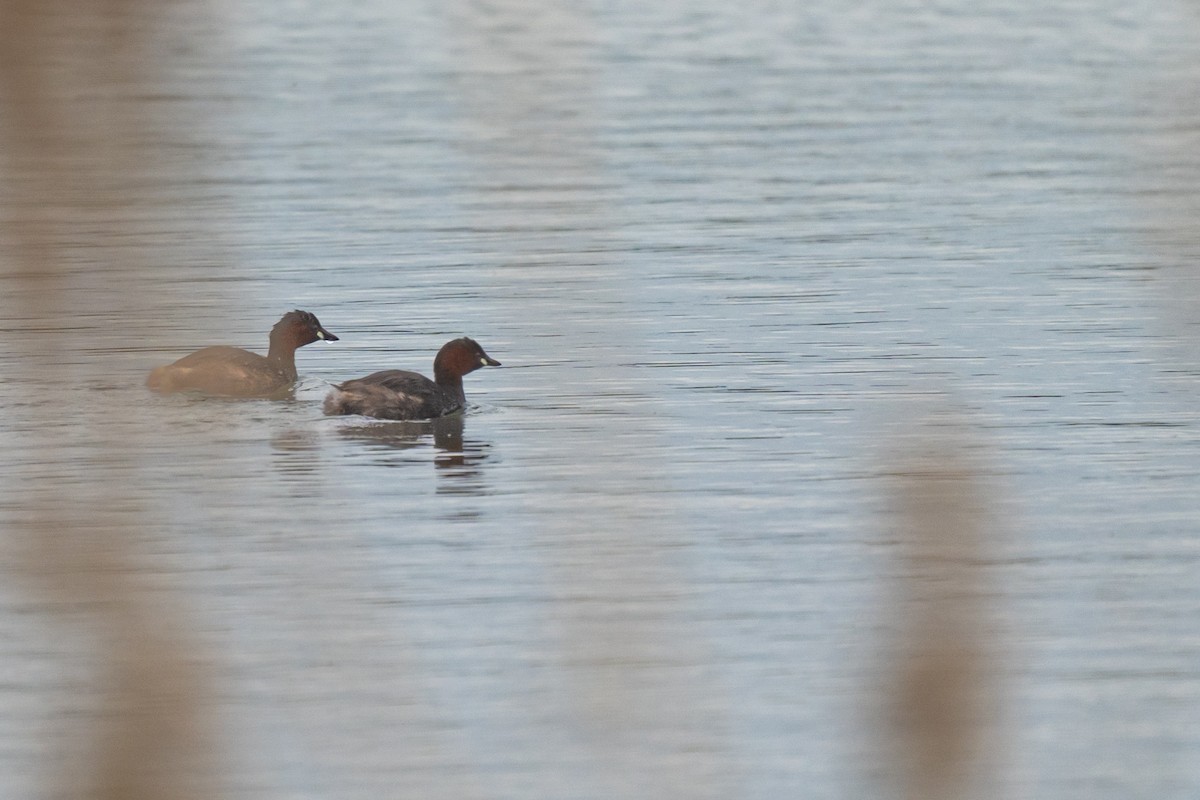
1,2,213,798
882,436,1000,800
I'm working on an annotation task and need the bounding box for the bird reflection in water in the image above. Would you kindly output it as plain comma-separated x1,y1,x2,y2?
337,414,491,495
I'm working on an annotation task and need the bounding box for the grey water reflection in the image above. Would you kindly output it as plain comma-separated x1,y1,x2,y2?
336,415,492,494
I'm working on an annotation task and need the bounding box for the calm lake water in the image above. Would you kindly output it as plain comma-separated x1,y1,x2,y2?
2,0,1200,797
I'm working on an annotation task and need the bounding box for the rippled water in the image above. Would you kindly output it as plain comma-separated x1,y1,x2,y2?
3,1,1200,797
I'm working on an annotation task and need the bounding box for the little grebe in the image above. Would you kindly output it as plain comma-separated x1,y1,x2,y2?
324,337,499,420
147,309,338,397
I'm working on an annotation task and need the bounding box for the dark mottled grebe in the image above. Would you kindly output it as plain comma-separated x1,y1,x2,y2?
146,309,338,397
324,337,500,420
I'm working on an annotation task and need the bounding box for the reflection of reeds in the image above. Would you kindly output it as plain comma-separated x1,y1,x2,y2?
882,434,1000,800
1,3,212,798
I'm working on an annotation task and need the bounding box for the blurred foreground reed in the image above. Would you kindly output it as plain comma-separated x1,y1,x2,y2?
1,2,214,797
881,433,1001,800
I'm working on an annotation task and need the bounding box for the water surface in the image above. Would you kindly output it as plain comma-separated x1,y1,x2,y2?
2,1,1200,797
